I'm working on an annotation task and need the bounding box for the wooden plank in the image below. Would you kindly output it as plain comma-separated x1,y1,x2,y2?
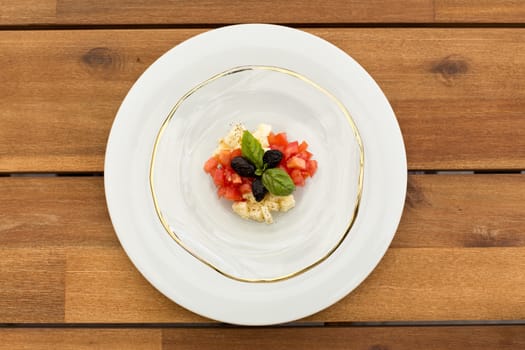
1,175,524,250
393,174,525,248
313,247,525,322
2,1,525,25
162,326,525,349
0,329,161,350
2,175,523,322
0,0,56,25
0,1,435,26
435,0,525,23
1,29,525,172
64,246,525,323
1,326,524,349
0,249,65,323
65,248,207,323
0,177,118,248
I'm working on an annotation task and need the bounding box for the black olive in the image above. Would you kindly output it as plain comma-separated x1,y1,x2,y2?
252,178,267,202
230,156,256,177
263,150,283,168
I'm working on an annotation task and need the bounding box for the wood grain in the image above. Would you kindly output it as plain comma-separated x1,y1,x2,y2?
393,175,525,248
0,0,56,26
1,326,524,349
1,175,524,250
1,29,525,172
63,246,525,323
162,326,525,349
435,0,525,23
1,1,525,25
0,249,65,323
0,176,117,248
0,0,434,26
1,175,524,322
0,329,161,350
65,248,208,323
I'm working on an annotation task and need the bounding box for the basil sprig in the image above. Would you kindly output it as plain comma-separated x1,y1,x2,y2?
241,130,264,170
241,130,295,196
262,168,295,196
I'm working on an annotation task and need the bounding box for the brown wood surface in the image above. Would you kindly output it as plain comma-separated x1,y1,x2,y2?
435,0,525,23
1,326,525,349
0,329,161,350
1,29,525,172
1,175,524,323
2,0,524,347
2,1,525,25
163,326,525,349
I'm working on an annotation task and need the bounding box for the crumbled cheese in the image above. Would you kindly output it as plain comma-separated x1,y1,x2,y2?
232,192,295,224
214,124,245,154
252,123,272,148
215,123,272,154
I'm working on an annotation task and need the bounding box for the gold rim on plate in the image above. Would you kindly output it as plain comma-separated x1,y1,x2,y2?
149,65,364,283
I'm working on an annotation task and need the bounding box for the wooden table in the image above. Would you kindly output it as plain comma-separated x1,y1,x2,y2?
1,1,525,348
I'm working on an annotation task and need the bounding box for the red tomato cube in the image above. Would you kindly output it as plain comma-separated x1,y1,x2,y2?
212,168,225,186
217,186,227,198
224,186,243,201
231,173,242,184
306,159,318,177
203,157,218,173
298,141,308,152
296,150,312,161
218,150,231,167
287,156,306,170
239,183,252,195
230,148,242,159
290,169,305,186
284,141,299,159
268,132,288,147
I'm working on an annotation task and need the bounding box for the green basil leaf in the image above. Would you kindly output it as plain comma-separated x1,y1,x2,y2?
262,168,296,196
241,130,264,169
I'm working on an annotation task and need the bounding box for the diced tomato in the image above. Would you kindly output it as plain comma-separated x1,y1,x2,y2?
230,148,242,159
223,186,243,201
206,129,316,202
284,141,299,159
231,173,242,184
203,157,218,173
296,150,312,161
298,141,308,152
306,159,318,177
217,186,227,198
212,168,225,186
223,167,232,183
290,169,305,186
239,183,252,195
287,156,306,170
268,132,288,147
269,144,285,154
218,150,231,167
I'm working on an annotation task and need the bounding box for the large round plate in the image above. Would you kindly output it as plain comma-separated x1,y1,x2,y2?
105,24,407,325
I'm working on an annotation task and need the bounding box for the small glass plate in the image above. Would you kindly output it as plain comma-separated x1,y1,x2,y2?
150,65,363,282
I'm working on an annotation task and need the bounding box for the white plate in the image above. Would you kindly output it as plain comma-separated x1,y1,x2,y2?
105,24,406,325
